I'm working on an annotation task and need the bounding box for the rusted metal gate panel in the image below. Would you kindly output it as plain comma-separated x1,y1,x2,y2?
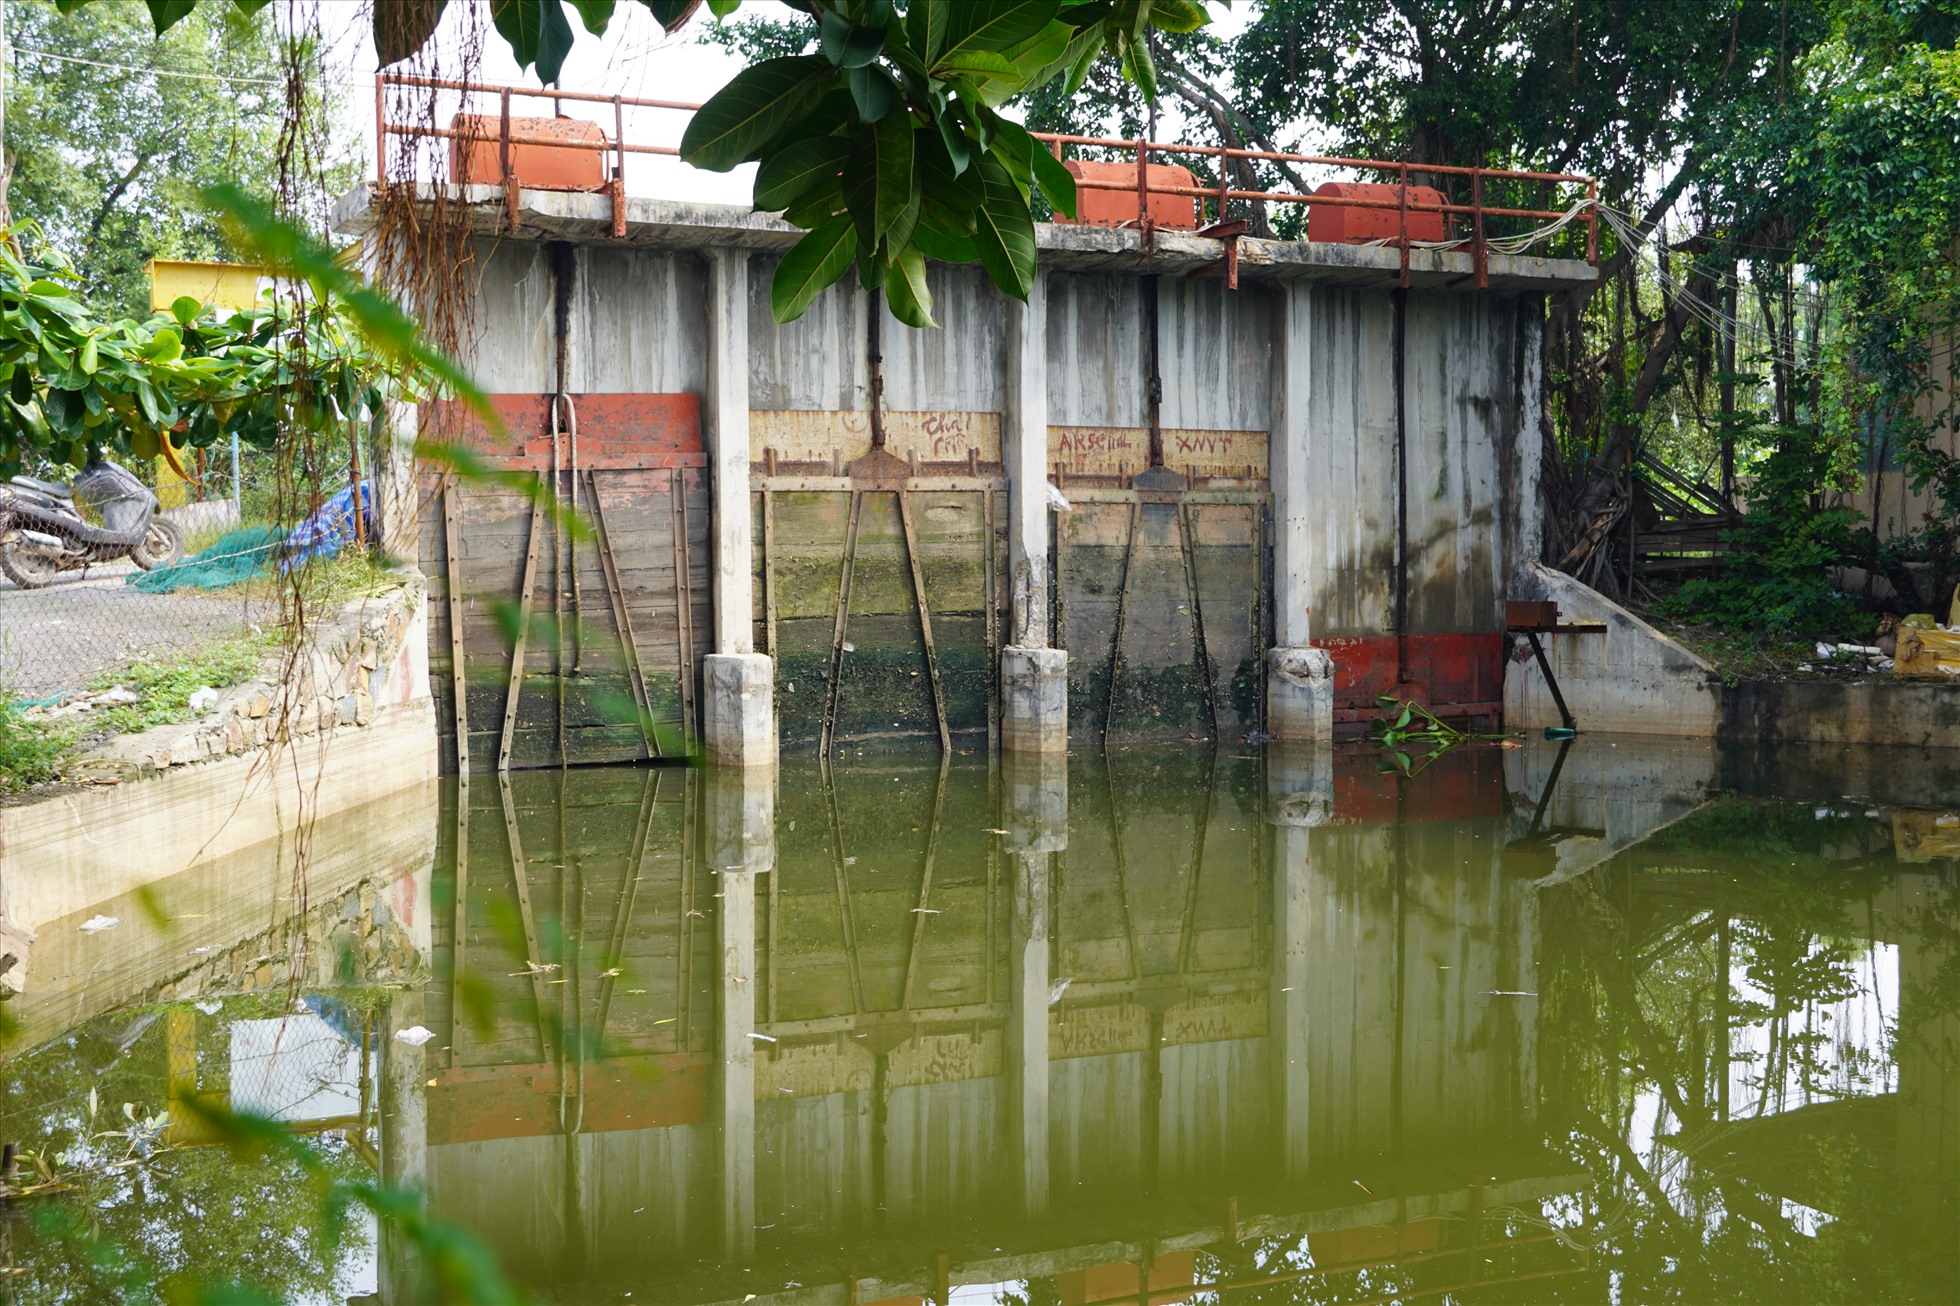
751,410,1004,754
1052,427,1271,747
422,394,710,770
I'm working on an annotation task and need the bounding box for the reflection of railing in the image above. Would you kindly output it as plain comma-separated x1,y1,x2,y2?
374,71,1598,278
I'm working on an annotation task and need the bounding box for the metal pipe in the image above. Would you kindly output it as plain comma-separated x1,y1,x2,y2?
1144,275,1163,469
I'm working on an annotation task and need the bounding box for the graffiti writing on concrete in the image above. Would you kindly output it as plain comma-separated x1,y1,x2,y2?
751,410,1003,468
1048,426,1269,479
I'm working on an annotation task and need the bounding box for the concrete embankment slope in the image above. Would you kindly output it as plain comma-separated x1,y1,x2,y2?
1505,560,1960,747
0,578,439,1017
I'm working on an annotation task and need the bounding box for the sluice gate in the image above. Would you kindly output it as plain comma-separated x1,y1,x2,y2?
342,178,1596,767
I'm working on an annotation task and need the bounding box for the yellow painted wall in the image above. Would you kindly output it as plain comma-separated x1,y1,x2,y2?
145,261,266,505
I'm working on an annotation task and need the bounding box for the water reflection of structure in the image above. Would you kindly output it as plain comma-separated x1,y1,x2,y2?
412,748,1585,1302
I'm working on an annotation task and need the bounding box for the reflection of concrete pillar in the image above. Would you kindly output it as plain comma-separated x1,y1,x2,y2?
1005,752,1065,1217
379,991,429,1306
703,248,775,766
1003,274,1067,753
709,765,770,1259
1268,745,1330,1179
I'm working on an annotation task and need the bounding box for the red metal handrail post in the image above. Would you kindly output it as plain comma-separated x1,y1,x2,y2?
1471,166,1488,289
1586,178,1598,264
499,87,520,232
1215,143,1229,226
373,74,386,189
1397,160,1410,287
1135,137,1151,245
612,95,627,238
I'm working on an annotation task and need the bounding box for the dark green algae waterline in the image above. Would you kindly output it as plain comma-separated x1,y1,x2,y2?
5,738,1959,1304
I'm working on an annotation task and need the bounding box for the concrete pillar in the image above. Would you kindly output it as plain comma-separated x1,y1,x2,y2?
377,989,430,1306
708,765,770,1259
1267,744,1331,1179
1002,273,1067,752
376,399,419,565
703,652,775,769
1004,751,1065,1217
704,249,775,766
1268,283,1334,742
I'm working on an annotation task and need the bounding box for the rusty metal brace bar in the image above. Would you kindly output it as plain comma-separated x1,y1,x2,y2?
897,490,951,753
1101,499,1143,753
499,87,519,233
1397,159,1411,288
442,485,470,775
819,490,865,758
671,469,697,749
1177,502,1221,742
497,485,547,772
585,470,660,758
611,96,627,239
1471,166,1489,290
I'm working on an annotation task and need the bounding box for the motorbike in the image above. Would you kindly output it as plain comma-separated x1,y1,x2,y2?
0,460,185,589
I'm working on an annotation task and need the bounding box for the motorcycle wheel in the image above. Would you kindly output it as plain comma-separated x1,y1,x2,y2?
0,536,63,589
131,518,184,571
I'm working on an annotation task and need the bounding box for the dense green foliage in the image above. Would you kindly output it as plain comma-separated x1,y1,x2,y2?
6,0,350,318
0,226,428,477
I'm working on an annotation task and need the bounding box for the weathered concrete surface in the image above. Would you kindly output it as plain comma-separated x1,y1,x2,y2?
1001,646,1068,754
702,651,775,768
334,185,1598,291
1720,677,1960,749
1505,560,1721,736
1267,646,1335,742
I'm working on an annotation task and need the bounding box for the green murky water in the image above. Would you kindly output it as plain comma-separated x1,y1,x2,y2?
4,738,1958,1303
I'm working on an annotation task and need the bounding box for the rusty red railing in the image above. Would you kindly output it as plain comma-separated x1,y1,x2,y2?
375,72,1597,285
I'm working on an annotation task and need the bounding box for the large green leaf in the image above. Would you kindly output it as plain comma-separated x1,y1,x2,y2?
642,0,708,31
144,0,196,35
971,154,1037,299
754,135,849,211
848,64,896,121
844,116,916,249
567,0,618,36
819,9,888,69
1030,138,1078,220
913,201,979,263
373,0,449,67
940,1,1062,62
490,0,578,84
884,246,938,329
771,215,859,323
682,56,836,172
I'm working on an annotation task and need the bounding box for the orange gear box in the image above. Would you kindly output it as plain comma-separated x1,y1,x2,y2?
450,114,610,192
1056,159,1201,230
1306,181,1448,244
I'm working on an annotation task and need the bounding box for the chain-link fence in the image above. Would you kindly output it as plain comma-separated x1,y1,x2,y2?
0,449,380,714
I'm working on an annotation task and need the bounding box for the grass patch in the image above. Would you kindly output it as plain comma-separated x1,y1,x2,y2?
88,630,279,735
0,693,80,795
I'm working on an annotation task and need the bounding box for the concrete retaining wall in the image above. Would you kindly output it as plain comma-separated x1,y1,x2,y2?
1504,560,1722,736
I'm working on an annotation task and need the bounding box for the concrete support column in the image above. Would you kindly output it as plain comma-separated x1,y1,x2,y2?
1269,283,1334,742
1004,752,1065,1217
709,765,770,1259
1002,273,1067,752
377,989,430,1306
1267,745,1331,1180
376,399,419,565
704,250,775,766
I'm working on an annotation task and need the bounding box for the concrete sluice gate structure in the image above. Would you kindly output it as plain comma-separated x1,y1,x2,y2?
335,186,1596,768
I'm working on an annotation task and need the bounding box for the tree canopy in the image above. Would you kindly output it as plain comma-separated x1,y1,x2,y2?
5,0,350,318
